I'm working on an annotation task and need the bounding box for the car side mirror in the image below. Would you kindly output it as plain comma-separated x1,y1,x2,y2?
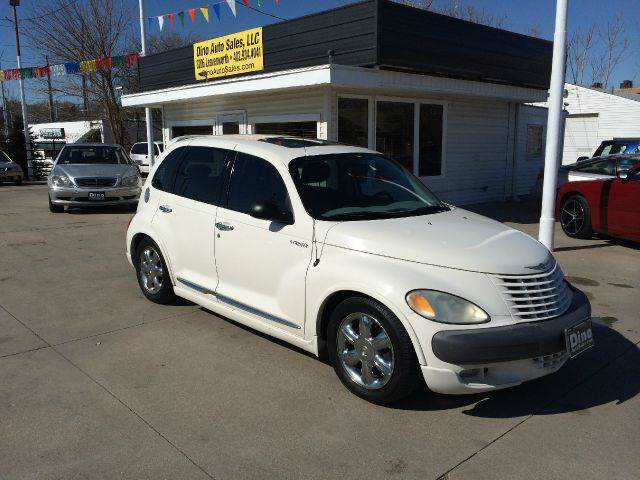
618,169,629,181
249,200,293,224
577,156,589,162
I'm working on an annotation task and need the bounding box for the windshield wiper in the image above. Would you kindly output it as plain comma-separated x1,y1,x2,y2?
323,211,387,221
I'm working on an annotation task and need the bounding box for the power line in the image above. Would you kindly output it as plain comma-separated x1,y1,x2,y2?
0,0,80,25
234,0,288,21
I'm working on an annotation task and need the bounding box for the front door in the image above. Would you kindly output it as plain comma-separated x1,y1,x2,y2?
152,144,231,293
215,111,246,135
606,171,640,239
213,151,313,333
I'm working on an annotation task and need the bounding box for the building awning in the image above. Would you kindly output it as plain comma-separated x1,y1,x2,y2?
121,64,548,109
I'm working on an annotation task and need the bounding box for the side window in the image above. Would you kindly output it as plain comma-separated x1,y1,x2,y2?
152,147,186,191
576,159,615,175
227,153,291,216
172,146,229,205
131,143,146,155
618,158,637,172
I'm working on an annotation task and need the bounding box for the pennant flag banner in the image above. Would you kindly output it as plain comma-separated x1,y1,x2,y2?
1,52,140,83
149,0,281,31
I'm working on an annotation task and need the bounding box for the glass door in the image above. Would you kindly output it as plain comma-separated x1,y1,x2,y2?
215,111,247,135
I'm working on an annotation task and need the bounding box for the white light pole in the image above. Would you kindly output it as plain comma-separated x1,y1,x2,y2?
138,0,154,167
538,0,569,251
10,0,32,179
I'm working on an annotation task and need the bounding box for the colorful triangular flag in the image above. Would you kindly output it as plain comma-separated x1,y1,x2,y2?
167,12,175,28
147,16,153,31
200,7,209,22
177,11,185,26
213,3,221,20
187,8,196,23
158,15,164,31
225,0,236,17
258,0,263,6
242,0,249,6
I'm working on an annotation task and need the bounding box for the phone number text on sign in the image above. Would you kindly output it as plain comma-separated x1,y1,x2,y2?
193,27,264,80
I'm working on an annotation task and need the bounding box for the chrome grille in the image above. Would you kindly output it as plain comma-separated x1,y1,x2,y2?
492,263,572,321
75,177,117,188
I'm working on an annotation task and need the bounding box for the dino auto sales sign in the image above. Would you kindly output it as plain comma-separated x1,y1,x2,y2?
193,27,264,81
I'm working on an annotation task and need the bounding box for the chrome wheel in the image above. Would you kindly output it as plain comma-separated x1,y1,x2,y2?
337,312,394,390
561,199,585,235
138,246,163,294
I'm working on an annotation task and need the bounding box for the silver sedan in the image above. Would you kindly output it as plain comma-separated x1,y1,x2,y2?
48,143,141,212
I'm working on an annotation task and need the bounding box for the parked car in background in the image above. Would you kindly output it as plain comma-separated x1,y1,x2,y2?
577,138,640,162
127,135,592,404
0,150,24,185
557,164,640,242
48,144,141,212
559,153,640,185
130,141,164,174
531,153,640,198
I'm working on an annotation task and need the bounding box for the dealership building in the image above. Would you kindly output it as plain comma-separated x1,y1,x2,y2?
122,0,552,205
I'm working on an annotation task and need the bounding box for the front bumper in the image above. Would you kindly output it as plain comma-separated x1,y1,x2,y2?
422,289,591,394
49,185,141,206
0,170,23,181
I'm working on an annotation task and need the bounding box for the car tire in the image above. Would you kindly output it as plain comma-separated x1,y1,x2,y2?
48,196,64,213
327,296,420,405
134,237,176,304
560,194,593,239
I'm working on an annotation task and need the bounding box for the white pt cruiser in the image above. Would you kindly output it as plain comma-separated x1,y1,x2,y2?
126,135,593,404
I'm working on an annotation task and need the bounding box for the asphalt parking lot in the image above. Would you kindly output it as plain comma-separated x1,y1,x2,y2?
1,183,638,480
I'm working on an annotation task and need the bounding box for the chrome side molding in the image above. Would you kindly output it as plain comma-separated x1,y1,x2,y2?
176,277,301,330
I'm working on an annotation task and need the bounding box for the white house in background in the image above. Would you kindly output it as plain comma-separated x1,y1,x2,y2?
122,0,554,205
559,83,640,165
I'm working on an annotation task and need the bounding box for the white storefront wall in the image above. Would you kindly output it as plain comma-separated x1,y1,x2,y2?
160,87,543,205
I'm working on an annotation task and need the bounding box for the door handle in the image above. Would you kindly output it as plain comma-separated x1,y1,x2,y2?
215,222,234,231
159,205,172,213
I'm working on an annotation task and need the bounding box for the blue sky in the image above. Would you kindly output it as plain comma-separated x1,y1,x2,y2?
0,0,638,102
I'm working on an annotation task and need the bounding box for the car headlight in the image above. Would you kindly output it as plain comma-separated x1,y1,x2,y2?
121,175,140,187
51,174,72,187
406,290,490,324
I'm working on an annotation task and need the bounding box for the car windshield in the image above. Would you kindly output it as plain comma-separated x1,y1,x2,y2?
289,153,448,221
58,146,129,165
0,151,12,163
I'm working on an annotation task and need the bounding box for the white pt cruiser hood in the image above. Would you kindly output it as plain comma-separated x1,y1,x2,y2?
323,207,551,275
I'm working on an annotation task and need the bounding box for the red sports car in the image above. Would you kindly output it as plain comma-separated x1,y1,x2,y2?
556,164,640,242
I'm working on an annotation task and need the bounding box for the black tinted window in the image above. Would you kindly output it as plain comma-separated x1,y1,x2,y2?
152,147,186,191
227,153,290,216
172,147,229,205
131,143,147,155
575,159,615,175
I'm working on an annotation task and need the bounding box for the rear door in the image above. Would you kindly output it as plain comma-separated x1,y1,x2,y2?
152,145,232,293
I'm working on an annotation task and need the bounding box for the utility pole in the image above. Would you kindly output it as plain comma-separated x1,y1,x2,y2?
10,0,32,179
45,55,55,122
0,60,9,136
138,0,155,167
81,75,89,119
538,0,569,251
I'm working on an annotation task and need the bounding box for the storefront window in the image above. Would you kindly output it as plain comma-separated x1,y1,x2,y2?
419,104,444,176
171,125,213,138
376,101,414,172
254,121,317,138
338,97,368,148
